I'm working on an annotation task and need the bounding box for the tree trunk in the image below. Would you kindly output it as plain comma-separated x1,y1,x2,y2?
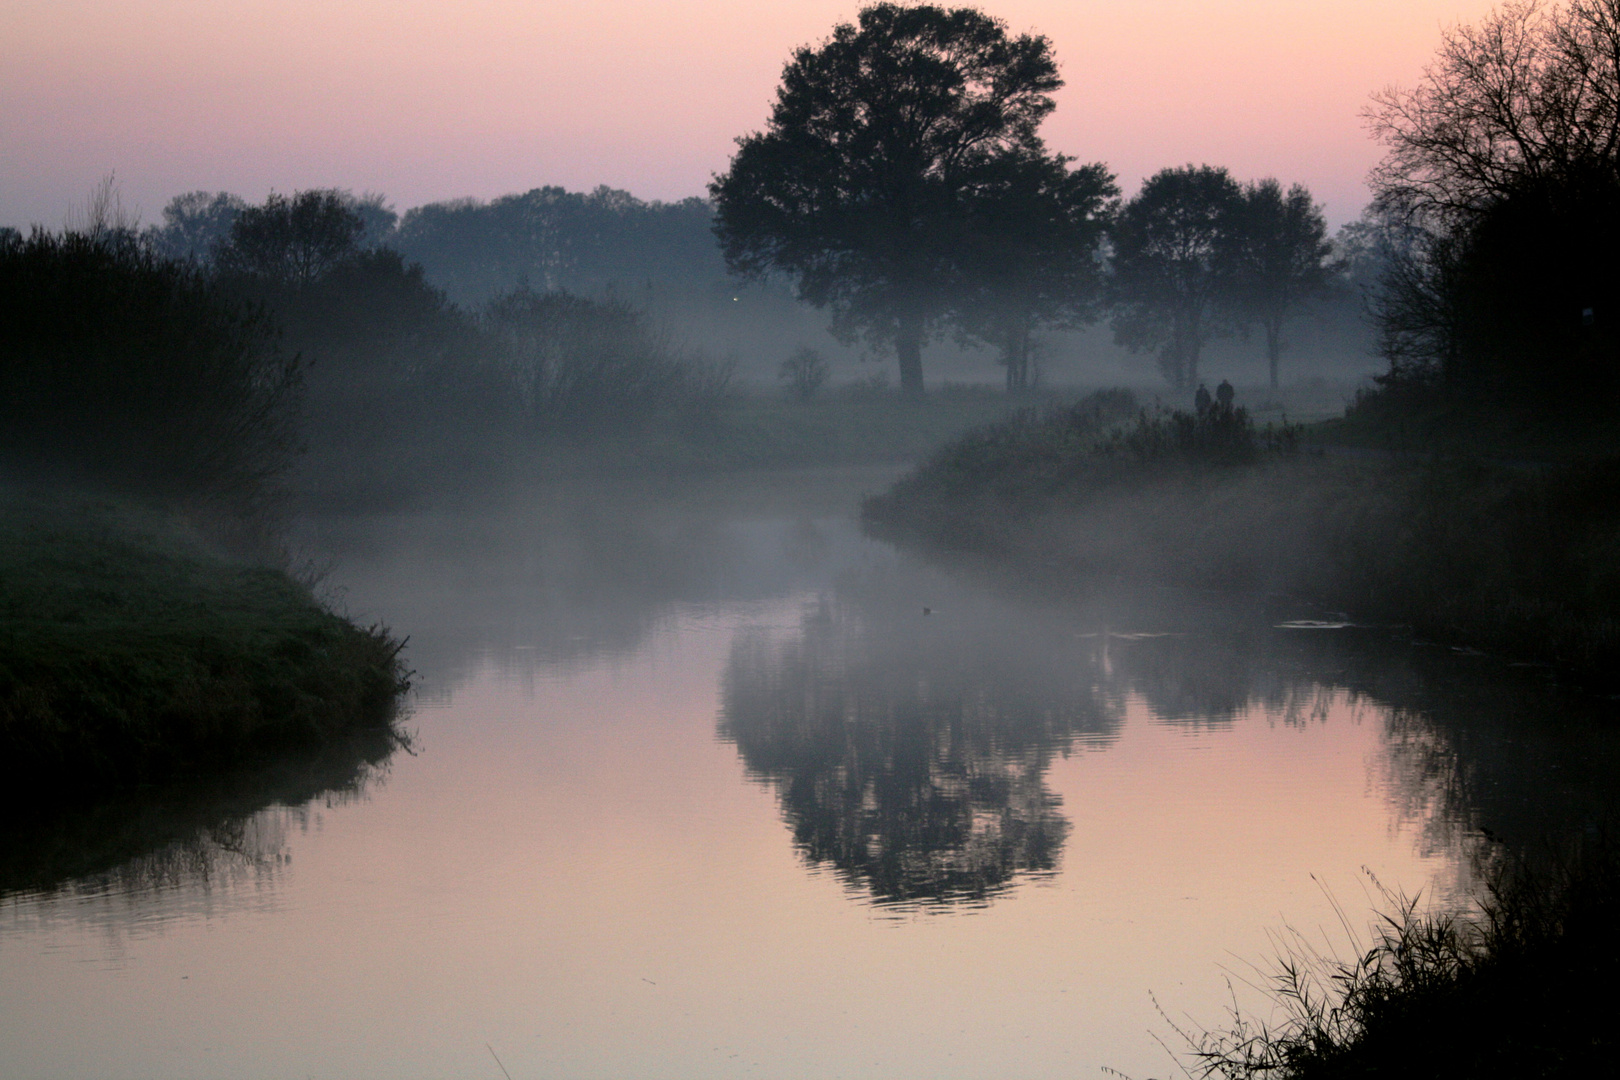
1266,320,1282,389
896,313,925,396
1004,323,1030,392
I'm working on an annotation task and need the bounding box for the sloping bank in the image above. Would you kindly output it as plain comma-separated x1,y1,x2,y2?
0,499,409,801
861,393,1620,687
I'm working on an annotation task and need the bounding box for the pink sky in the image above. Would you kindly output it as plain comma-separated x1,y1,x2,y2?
3,0,1502,231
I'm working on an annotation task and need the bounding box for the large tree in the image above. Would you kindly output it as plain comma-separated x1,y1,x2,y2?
709,3,1064,395
952,152,1117,390
1230,179,1332,390
1364,0,1620,394
1108,165,1245,390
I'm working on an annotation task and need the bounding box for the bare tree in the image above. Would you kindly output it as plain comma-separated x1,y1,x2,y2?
1363,0,1620,391
1366,0,1620,227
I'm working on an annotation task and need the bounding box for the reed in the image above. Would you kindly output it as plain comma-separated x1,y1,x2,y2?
1184,840,1620,1079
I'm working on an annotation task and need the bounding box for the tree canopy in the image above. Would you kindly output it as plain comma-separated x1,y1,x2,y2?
952,153,1117,390
1109,165,1245,390
1365,0,1619,397
710,3,1068,394
1230,180,1332,390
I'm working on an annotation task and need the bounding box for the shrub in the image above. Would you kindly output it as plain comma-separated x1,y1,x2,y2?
0,229,302,513
482,286,733,433
779,346,830,401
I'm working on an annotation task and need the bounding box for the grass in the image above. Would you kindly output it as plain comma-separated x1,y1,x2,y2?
864,397,1620,685
1179,840,1620,1079
0,496,410,800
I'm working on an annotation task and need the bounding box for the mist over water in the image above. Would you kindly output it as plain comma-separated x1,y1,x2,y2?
3,469,1611,1078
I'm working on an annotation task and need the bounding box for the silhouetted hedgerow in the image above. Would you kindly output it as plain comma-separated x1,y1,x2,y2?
0,229,302,513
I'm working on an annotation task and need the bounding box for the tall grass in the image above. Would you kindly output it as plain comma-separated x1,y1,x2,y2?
866,399,1620,683
1184,841,1620,1079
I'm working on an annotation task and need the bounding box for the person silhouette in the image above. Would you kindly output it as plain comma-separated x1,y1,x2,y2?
1194,383,1212,414
1215,379,1235,409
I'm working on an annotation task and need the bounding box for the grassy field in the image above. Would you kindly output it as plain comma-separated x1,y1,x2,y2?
0,496,409,800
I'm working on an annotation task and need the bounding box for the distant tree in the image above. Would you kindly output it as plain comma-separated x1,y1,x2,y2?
952,153,1117,390
394,186,722,305
1364,0,1620,396
346,192,398,249
1230,180,1333,389
1109,165,1245,389
145,192,247,263
710,3,1064,395
779,346,831,400
482,287,731,430
216,190,366,289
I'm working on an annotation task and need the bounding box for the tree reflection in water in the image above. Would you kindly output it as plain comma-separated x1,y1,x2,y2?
0,729,400,904
721,566,1620,910
721,593,1122,908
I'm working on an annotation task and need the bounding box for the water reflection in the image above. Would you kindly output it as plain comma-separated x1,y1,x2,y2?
0,729,398,904
721,591,1121,908
721,561,1620,909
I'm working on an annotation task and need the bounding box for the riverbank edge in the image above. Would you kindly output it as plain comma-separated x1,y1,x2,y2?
0,499,411,802
862,448,1620,689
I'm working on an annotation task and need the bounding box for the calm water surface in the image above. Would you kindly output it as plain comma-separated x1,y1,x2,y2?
3,468,1616,1079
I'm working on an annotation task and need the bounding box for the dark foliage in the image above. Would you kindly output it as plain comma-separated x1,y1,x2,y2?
1364,0,1620,407
711,2,1067,394
0,229,302,512
864,390,1306,544
1189,839,1620,1079
215,190,368,289
1109,165,1247,389
951,152,1118,390
1229,180,1333,390
481,286,734,435
393,185,722,305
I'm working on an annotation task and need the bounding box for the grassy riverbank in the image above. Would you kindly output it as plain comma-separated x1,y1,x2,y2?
863,394,1620,685
0,498,409,800
1187,840,1620,1079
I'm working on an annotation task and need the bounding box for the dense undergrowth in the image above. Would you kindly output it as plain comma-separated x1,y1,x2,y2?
865,394,1620,685
0,499,410,800
1180,840,1620,1079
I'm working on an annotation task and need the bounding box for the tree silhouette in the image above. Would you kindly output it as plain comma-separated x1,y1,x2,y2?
952,152,1117,390
216,190,366,289
1231,180,1332,390
710,3,1064,395
1109,165,1245,390
145,191,246,264
1364,0,1620,397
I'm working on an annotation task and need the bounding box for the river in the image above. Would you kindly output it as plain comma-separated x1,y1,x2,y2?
3,466,1615,1079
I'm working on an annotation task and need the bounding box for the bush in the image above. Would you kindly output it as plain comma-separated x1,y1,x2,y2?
0,229,302,513
482,286,733,434
779,346,830,400
1187,840,1620,1079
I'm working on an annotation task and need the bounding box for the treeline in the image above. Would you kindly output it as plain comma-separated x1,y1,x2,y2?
0,190,738,513
143,184,725,307
130,172,1373,396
